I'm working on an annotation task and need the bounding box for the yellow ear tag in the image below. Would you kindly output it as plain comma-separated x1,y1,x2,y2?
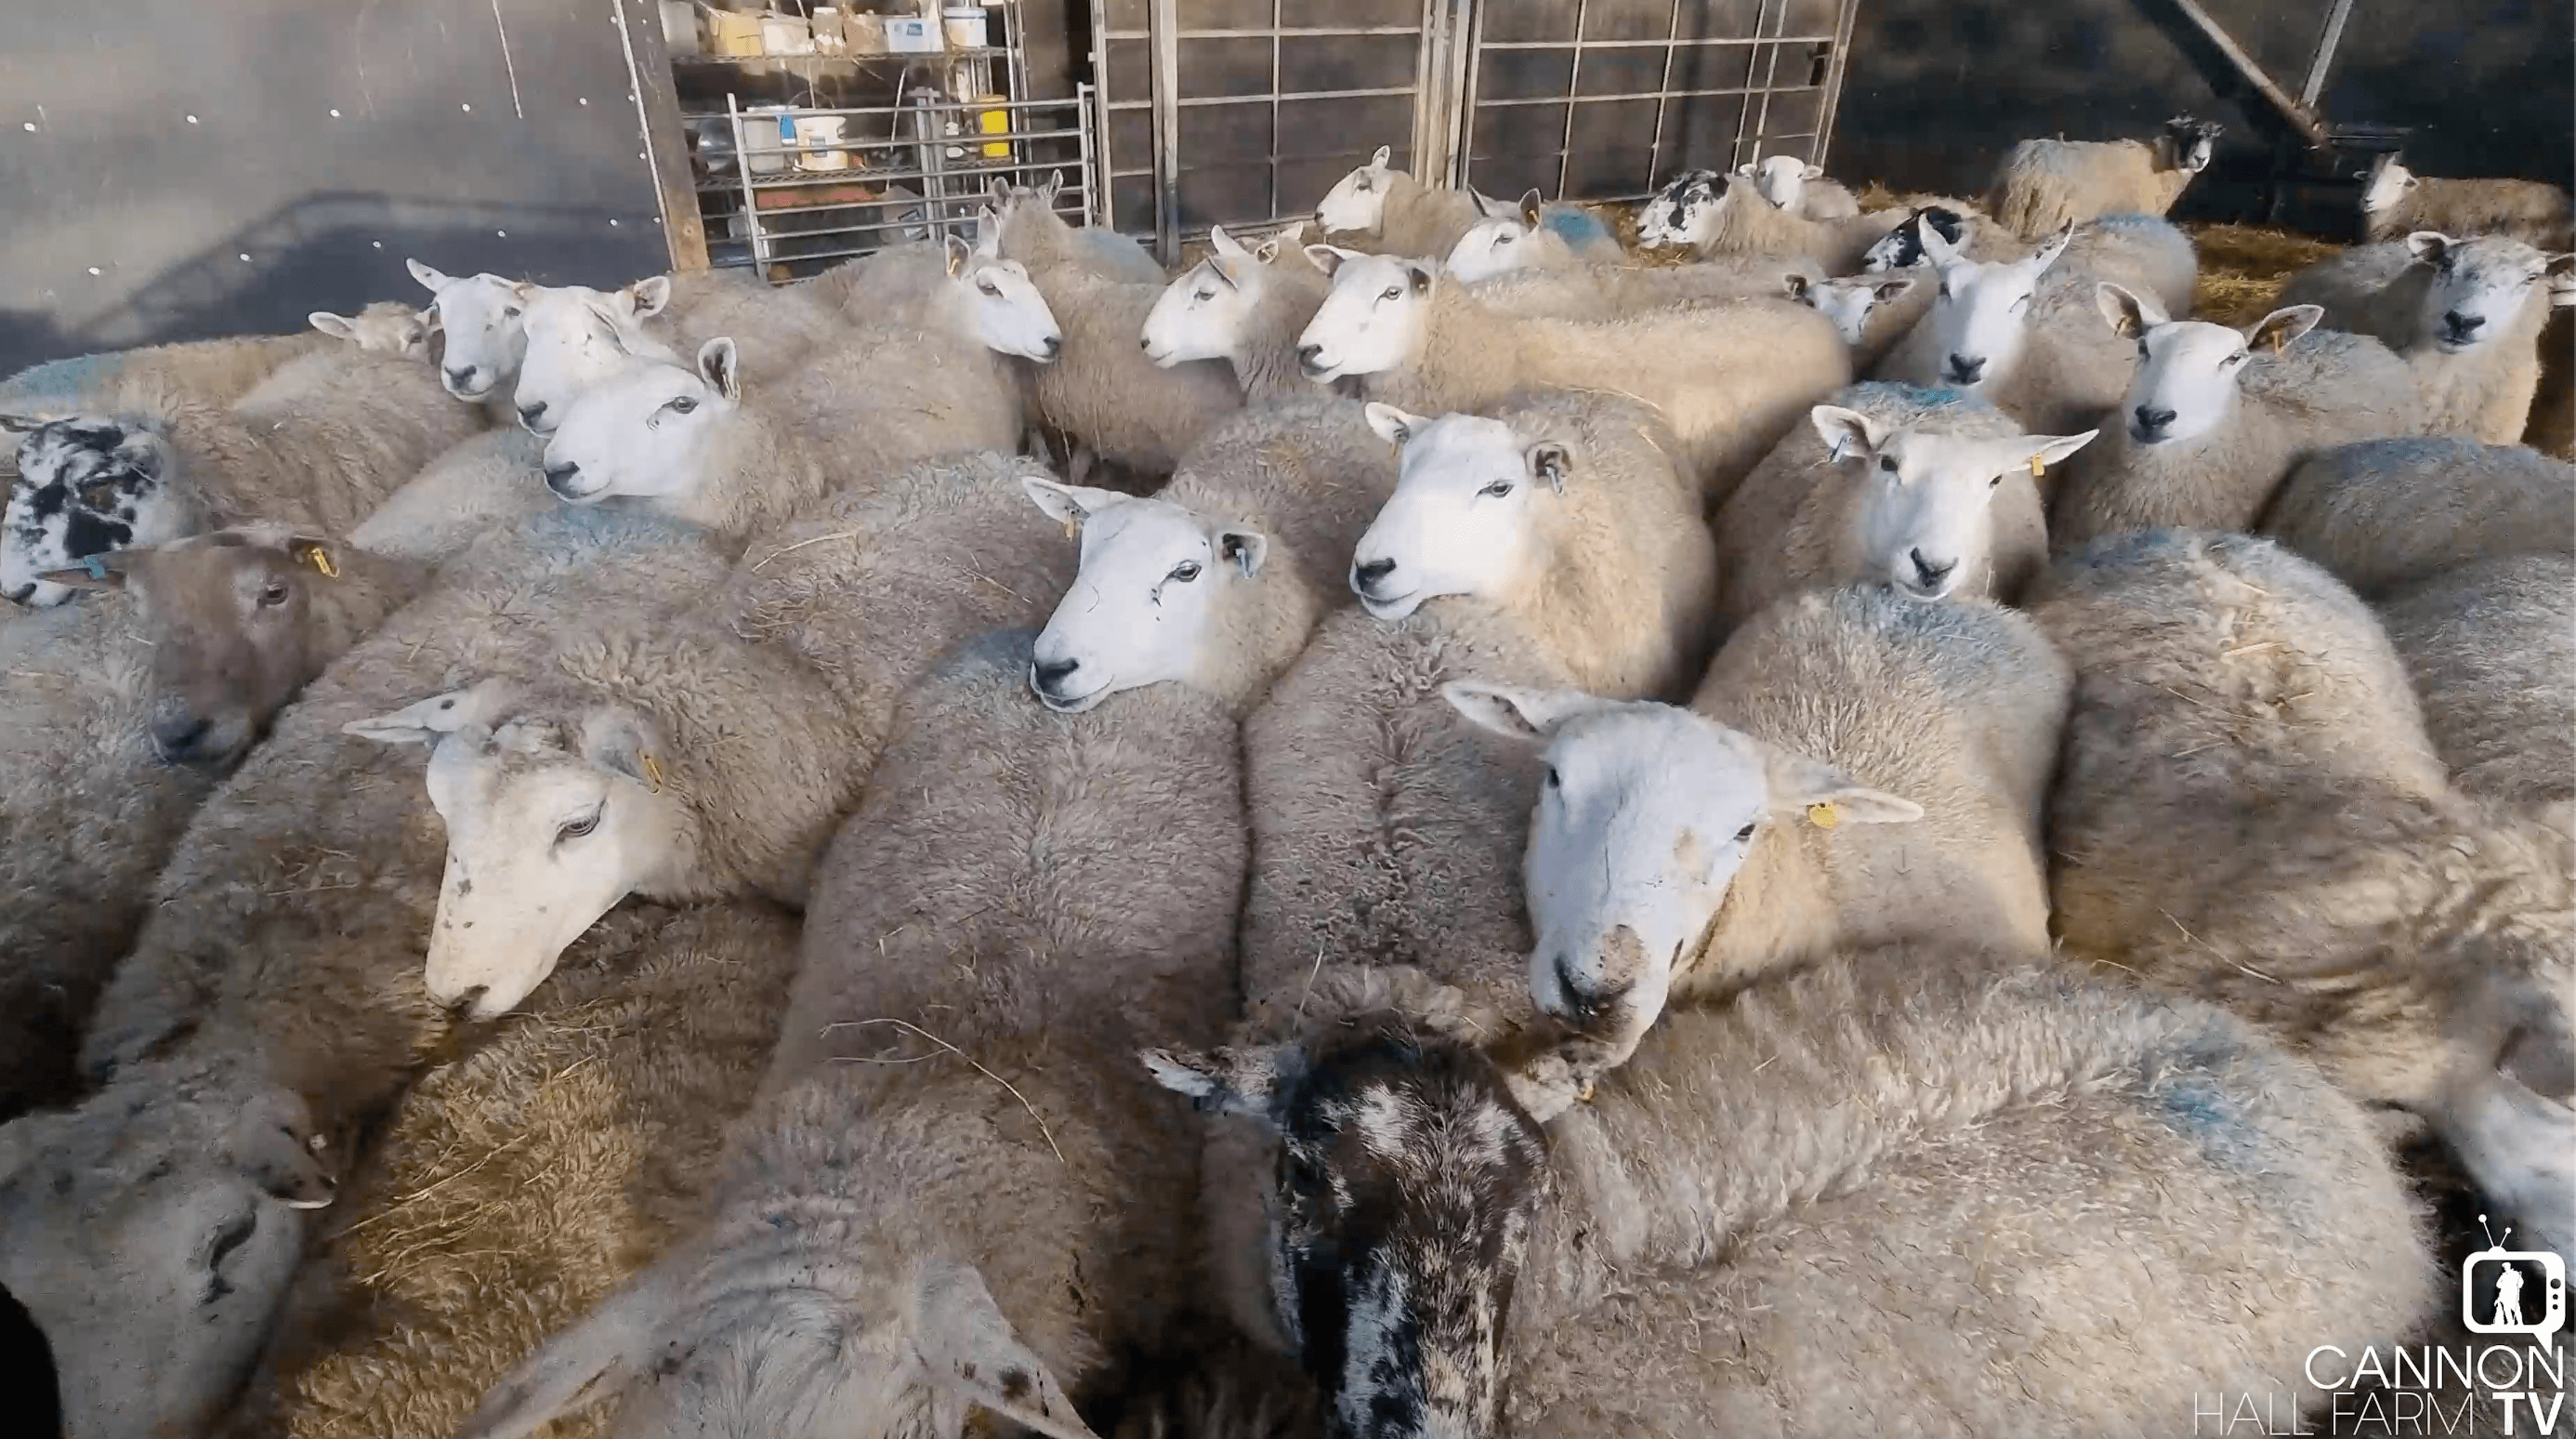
1807,801,1841,830
2028,455,2045,480
2266,329,2288,355
1061,516,1078,541
641,753,666,794
300,544,338,578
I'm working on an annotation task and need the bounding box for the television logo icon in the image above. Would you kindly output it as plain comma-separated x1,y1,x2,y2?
2464,1215,2567,1342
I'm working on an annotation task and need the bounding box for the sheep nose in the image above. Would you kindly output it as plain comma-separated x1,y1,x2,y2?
518,402,549,429
443,985,489,1017
543,461,583,496
1039,336,1062,360
1296,343,1325,371
1944,353,1986,384
2443,310,2484,337
2134,404,2176,436
2,583,32,605
1351,557,1396,591
443,366,477,390
151,712,212,761
1032,657,1079,689
1909,548,1957,587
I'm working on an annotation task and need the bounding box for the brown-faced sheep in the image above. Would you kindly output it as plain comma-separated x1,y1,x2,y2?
1990,116,2224,237
2256,436,2574,596
1297,250,1850,508
1145,936,2433,1439
2362,154,2575,250
2375,553,2574,805
1352,391,1718,700
454,624,1250,1439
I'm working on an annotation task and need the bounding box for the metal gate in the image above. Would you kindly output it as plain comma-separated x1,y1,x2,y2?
1089,0,1860,260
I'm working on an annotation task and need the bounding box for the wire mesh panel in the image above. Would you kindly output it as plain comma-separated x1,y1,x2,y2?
1458,0,1860,204
1092,0,1448,260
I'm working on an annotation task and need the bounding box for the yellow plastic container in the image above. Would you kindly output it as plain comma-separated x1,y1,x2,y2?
705,8,765,56
977,97,1010,159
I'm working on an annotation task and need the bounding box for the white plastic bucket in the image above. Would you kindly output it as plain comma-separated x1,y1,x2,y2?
743,104,795,174
795,113,852,171
942,5,988,49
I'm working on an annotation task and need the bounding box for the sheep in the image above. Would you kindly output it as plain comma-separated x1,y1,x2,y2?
2278,232,2569,442
506,267,851,434
1161,401,1401,612
1856,200,2025,271
1142,224,1334,403
1633,168,1721,248
993,170,1168,284
2048,285,2422,552
1142,933,2433,1439
1439,189,1625,281
0,316,487,606
536,238,1053,544
1990,115,2224,238
1007,228,1245,483
1442,581,2067,1074
1351,391,1719,700
2256,435,2575,596
407,259,531,404
1736,152,1860,218
1714,383,2087,631
1295,248,1851,508
1460,247,1829,323
2374,553,2574,804
1878,214,2199,435
2030,527,2574,1203
1781,271,1924,368
1311,144,1496,259
0,330,328,416
453,622,1252,1439
0,505,736,1439
2362,153,2574,250
1666,172,1907,274
344,428,554,564
217,899,800,1439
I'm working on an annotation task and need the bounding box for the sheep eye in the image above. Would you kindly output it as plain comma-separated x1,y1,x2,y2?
1734,821,1757,843
1476,480,1514,499
1194,289,1215,303
257,582,290,607
1877,455,1897,474
558,809,602,843
1989,473,2005,488
2010,294,2031,311
1544,766,1560,789
1169,561,1202,583
1380,286,1401,302
1937,283,1951,300
666,396,698,416
977,278,1002,297
503,306,521,320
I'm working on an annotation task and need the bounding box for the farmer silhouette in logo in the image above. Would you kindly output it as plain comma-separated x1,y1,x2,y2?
2494,1263,2527,1328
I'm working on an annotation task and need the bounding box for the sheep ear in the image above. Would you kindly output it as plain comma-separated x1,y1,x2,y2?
1217,528,1268,577
2247,305,2322,353
2015,429,2099,472
1252,232,1284,265
1404,260,1434,297
628,275,674,320
1442,681,1615,744
1363,402,1426,446
1020,475,1124,526
1871,275,1916,304
1369,144,1392,170
1518,189,1544,229
343,680,515,746
1761,747,1923,826
945,233,975,278
907,1258,1103,1439
2094,282,2161,339
1141,1045,1287,1122
1807,403,1886,464
1917,216,1962,267
1526,440,1571,494
35,553,132,591
973,207,1002,257
406,258,453,294
453,1252,693,1439
583,707,666,790
1783,272,1815,302
1734,162,1759,178
308,311,360,342
2407,231,2452,265
1209,224,1249,259
1304,244,1360,278
2031,222,2074,273
987,176,1012,207
697,337,741,403
1802,163,1825,180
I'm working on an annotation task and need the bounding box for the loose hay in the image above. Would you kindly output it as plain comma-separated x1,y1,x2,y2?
2188,223,2346,328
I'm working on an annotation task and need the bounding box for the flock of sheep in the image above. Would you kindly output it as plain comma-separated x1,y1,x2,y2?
0,113,2569,1439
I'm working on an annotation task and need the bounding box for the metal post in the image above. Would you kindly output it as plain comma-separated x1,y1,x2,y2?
2298,0,2356,109
729,93,769,273
1150,0,1183,266
1811,0,1864,166
1556,0,1594,200
1075,81,1100,225
614,0,713,270
1643,0,1687,193
2161,0,2333,149
913,91,951,244
1443,0,1482,190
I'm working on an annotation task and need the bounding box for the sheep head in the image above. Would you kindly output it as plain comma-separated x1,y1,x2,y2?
2097,282,2322,445
1786,271,1917,346
1442,210,1552,283
1444,682,1919,1071
0,415,195,608
947,229,1062,361
2361,152,2418,215
411,258,532,402
2403,232,2569,354
1810,403,2095,599
1742,153,1825,211
1313,143,1399,238
1349,403,1560,619
512,283,683,435
1913,219,2072,390
2160,115,2223,174
1023,476,1277,713
1295,249,1434,382
346,679,695,1017
1860,205,1966,272
0,1060,336,1439
1141,225,1265,365
539,338,738,515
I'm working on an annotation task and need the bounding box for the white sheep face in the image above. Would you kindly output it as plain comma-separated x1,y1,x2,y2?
2101,284,2323,445
1023,478,1268,711
2407,232,2563,353
1141,249,1258,366
950,237,1064,360
1296,249,1434,381
1,418,191,607
1916,223,2070,389
412,259,530,402
512,284,681,434
1348,404,1551,619
1742,154,1822,211
539,338,738,509
1445,217,1542,282
310,302,430,358
1314,143,1396,237
1810,404,2096,599
1787,273,1915,346
348,684,688,1017
2362,158,2415,216
1445,685,1918,1066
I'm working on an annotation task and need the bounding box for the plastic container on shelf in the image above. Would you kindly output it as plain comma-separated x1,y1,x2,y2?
758,11,815,54
741,103,795,174
941,5,988,49
660,0,703,56
704,7,766,56
884,13,941,51
795,113,853,171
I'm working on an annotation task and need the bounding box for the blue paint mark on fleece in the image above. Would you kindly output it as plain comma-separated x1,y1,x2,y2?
2091,212,2185,241
0,351,120,406
1541,206,1613,249
1844,379,1982,413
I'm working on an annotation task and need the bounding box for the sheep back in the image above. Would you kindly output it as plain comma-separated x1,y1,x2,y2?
1162,394,1399,603
2376,553,2575,804
0,331,330,414
1991,138,2190,238
1027,268,1243,478
346,428,551,564
2258,436,2576,597
2368,177,2575,250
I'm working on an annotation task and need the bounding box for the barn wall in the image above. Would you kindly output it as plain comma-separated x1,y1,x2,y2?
0,0,671,376
1833,0,2573,217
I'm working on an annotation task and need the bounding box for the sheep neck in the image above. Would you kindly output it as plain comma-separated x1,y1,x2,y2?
1232,272,1331,404
1381,283,1518,413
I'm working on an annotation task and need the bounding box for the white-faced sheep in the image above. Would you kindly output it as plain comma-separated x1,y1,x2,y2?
1782,271,1925,369
1352,391,1719,700
1990,116,2224,238
455,621,1251,1439
1878,214,2199,435
2049,285,2422,552
2374,553,2573,805
537,239,1052,544
1158,396,1405,610
1311,145,1497,259
1141,225,1334,403
508,267,849,433
2256,435,2575,596
2278,232,2571,442
2362,153,2575,250
0,506,735,1439
1714,383,2088,631
1444,580,2066,1074
0,330,329,416
407,259,531,404
1459,244,1828,323
0,315,487,606
1438,190,1625,282
994,169,1168,284
1737,153,1861,219
1662,172,1908,274
1143,934,2432,1439
2031,528,2573,1232
1295,249,1850,507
